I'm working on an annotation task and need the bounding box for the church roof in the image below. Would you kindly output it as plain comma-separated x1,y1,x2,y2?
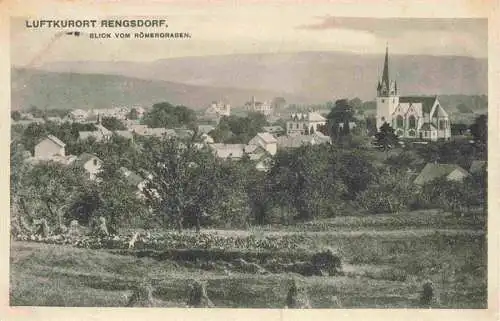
399,96,437,114
420,122,437,131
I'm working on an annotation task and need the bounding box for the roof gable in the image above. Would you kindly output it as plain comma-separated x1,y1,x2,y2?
44,135,66,148
414,163,468,185
399,96,437,114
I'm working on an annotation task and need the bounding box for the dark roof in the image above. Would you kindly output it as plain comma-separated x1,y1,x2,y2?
420,122,437,131
399,96,437,114
414,163,469,185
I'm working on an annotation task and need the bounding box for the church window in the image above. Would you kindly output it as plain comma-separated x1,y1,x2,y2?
408,115,416,129
296,123,299,129
396,115,404,128
439,120,445,130
381,99,385,103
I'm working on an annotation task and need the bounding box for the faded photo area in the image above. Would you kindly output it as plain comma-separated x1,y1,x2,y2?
9,13,487,309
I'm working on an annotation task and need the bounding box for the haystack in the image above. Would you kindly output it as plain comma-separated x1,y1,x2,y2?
186,280,214,308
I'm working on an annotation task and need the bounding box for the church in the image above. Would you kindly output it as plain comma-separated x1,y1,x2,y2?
376,46,451,141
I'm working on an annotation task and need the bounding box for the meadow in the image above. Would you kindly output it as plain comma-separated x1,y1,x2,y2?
10,209,486,308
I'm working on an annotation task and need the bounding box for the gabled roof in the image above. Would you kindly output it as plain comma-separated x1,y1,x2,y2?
210,143,246,159
79,131,104,141
120,167,145,186
198,125,216,134
114,130,134,140
45,135,66,148
73,153,102,168
307,112,327,122
414,163,469,185
399,96,437,114
262,126,284,133
420,122,437,131
469,160,487,174
256,132,277,143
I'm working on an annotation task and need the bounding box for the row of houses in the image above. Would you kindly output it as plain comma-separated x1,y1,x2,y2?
27,135,150,198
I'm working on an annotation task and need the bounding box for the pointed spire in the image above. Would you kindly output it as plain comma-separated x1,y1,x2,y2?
382,43,389,89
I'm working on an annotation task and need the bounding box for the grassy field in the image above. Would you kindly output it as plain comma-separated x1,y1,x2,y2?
10,210,486,308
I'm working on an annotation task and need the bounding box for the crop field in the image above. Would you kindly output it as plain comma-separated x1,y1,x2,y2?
10,210,486,308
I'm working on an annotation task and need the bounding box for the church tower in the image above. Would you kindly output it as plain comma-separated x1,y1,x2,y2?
376,45,399,130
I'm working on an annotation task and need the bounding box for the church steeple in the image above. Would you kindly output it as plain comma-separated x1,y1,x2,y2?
378,44,392,96
382,44,389,88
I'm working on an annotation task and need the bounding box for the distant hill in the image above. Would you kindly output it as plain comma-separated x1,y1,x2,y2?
38,51,488,101
11,68,309,111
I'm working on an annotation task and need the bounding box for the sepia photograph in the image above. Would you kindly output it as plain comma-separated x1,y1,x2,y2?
7,5,489,311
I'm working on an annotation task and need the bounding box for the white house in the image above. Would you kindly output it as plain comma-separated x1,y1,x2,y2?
245,96,273,116
376,46,451,141
73,153,103,181
413,163,469,186
247,132,277,156
206,101,231,117
34,135,66,158
286,112,327,135
67,109,89,123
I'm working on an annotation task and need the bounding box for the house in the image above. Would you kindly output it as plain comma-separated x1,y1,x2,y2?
200,133,214,144
469,160,487,174
248,132,278,156
205,101,231,117
198,124,216,135
78,124,113,142
73,153,103,180
262,126,285,136
68,109,89,123
34,135,66,158
46,116,63,123
413,163,469,186
276,132,331,149
376,46,451,141
286,112,327,135
120,167,149,198
245,96,272,116
114,130,134,141
210,143,246,160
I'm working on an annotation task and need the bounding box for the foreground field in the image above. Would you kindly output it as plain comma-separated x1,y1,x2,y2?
10,210,486,308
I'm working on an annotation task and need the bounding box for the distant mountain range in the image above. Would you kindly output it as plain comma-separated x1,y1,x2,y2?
37,51,487,101
12,51,487,111
11,68,308,111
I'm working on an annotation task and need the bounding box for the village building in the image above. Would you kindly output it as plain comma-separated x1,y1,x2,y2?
245,96,273,116
198,124,216,135
34,135,66,159
276,131,331,149
247,132,278,156
469,160,487,175
205,101,231,117
262,125,285,136
413,163,469,186
114,130,134,141
73,153,103,181
376,46,451,141
67,109,89,123
120,167,149,199
78,124,112,142
286,112,327,135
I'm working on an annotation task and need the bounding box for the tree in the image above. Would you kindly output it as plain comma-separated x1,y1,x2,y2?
470,114,487,148
456,103,472,114
143,102,197,129
128,108,139,120
326,99,355,142
374,123,399,157
141,137,217,232
101,116,126,131
11,111,21,121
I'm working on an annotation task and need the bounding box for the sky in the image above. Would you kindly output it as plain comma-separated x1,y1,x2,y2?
10,6,487,66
